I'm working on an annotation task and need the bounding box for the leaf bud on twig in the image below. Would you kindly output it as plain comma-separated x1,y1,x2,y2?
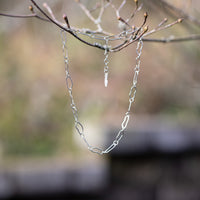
29,5,34,13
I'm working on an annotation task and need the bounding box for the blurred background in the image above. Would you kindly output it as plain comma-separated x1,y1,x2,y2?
0,0,200,199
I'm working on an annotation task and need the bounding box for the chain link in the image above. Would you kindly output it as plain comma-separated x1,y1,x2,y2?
61,30,143,155
104,37,109,87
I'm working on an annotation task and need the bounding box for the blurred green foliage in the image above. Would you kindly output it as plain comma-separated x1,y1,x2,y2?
0,26,74,158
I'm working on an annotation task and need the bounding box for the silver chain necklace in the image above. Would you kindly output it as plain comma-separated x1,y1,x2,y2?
61,30,144,155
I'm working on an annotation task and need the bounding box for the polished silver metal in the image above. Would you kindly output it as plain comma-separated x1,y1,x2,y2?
104,37,109,87
61,30,143,155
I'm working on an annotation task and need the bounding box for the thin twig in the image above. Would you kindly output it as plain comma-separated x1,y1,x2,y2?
111,26,148,52
0,12,48,21
159,0,200,27
157,17,168,28
75,0,96,22
89,3,101,13
74,0,112,34
143,34,200,43
30,0,105,50
0,13,36,18
0,0,199,52
127,2,143,23
144,18,183,38
118,0,127,13
97,0,105,22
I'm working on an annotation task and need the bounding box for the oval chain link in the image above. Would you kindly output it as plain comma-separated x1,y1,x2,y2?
61,30,143,155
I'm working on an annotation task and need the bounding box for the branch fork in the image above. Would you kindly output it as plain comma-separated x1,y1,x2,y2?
0,0,199,52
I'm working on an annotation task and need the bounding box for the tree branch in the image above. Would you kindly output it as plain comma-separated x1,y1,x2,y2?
0,12,48,21
158,0,200,27
30,0,106,50
143,34,200,43
0,0,200,52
